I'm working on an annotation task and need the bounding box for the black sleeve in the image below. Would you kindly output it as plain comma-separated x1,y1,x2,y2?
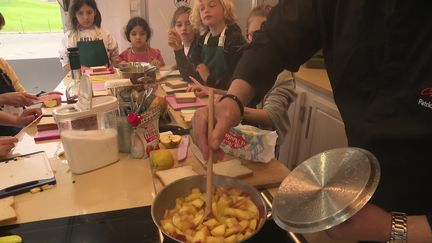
174,37,203,83
232,0,322,99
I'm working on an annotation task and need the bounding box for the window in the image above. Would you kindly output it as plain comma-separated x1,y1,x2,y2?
0,0,64,59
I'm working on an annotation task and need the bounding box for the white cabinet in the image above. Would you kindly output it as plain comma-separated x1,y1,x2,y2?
279,80,348,169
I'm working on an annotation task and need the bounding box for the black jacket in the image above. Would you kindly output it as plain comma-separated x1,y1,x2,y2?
233,0,432,215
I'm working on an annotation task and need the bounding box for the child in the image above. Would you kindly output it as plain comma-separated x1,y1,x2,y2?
119,17,165,68
59,0,120,71
188,0,246,92
168,6,201,82
241,4,296,145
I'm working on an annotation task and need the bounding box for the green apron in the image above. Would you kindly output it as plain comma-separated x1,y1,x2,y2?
76,30,109,67
202,26,228,87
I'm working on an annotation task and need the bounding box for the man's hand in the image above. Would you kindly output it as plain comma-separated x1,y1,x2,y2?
0,136,18,157
15,108,42,127
0,92,37,106
191,97,242,161
326,204,391,242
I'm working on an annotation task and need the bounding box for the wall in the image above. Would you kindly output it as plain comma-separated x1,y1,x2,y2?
96,0,131,53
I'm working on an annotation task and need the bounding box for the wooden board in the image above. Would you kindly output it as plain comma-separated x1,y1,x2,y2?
153,145,290,192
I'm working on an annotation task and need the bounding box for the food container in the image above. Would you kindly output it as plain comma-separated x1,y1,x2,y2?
151,175,268,242
53,95,119,174
119,62,157,84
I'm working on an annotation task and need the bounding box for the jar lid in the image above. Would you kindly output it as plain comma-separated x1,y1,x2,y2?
272,147,380,233
53,96,118,120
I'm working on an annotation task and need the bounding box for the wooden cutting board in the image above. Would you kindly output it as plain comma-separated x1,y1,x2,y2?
153,145,290,192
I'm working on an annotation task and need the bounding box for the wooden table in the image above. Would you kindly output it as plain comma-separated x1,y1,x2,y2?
1,70,290,226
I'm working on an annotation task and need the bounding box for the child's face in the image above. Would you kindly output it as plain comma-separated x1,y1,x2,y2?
174,12,194,43
199,0,225,28
75,4,96,29
129,25,148,49
246,16,266,44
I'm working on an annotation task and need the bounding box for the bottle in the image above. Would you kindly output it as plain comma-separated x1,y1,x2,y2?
66,47,81,104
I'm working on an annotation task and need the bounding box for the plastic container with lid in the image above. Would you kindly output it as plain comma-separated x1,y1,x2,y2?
53,75,120,174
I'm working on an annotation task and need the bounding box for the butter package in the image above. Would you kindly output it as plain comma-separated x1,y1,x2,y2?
220,125,278,163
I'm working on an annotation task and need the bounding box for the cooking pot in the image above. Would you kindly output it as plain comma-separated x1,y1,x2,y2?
151,175,268,243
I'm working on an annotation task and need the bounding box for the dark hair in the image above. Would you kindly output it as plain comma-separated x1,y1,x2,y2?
124,17,152,42
69,0,102,31
0,12,5,30
171,6,191,28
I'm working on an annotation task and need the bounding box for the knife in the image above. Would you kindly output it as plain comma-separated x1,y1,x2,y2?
177,135,189,162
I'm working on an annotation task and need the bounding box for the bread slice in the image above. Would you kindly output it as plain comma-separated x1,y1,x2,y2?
175,92,196,103
37,116,58,132
90,66,108,72
165,80,188,89
0,196,16,222
213,159,253,178
155,166,198,186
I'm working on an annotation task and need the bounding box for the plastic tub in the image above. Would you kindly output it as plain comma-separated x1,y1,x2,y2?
53,96,120,174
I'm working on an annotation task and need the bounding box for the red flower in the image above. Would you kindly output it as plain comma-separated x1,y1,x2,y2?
127,113,143,127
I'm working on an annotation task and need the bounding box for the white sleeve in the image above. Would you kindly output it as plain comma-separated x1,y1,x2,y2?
101,28,120,64
59,32,72,68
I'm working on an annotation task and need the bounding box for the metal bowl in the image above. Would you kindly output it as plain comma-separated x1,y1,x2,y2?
151,175,268,243
119,62,157,84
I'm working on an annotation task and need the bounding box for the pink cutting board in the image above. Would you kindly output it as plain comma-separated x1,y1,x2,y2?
34,129,60,142
92,83,106,91
84,68,115,76
165,96,207,111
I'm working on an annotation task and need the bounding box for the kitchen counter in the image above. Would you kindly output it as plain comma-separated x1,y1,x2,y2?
295,66,332,96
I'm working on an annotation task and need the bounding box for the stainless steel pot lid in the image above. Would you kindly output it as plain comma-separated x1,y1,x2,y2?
273,147,380,233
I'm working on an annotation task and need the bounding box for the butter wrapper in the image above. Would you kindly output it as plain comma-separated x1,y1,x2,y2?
220,125,278,163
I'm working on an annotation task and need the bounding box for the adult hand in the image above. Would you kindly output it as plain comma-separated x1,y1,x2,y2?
196,64,210,82
168,29,183,50
0,92,37,106
326,203,391,242
187,84,207,98
191,97,242,160
0,136,17,157
15,108,42,127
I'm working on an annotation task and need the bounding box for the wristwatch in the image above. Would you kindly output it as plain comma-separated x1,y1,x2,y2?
388,211,407,243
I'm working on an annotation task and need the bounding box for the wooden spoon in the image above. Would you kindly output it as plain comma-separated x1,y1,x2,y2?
202,88,214,224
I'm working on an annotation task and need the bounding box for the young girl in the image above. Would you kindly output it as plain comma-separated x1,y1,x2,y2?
188,0,246,92
168,6,201,82
119,17,165,68
242,5,296,144
59,0,120,71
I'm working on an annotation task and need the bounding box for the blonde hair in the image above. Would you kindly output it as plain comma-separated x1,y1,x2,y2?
246,4,272,29
190,0,238,31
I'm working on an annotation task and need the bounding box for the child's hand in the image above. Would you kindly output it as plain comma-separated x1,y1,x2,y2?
168,29,183,50
187,84,207,98
0,136,18,157
196,64,210,82
150,59,162,68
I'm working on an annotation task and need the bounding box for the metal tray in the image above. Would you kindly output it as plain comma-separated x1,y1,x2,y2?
273,147,380,233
